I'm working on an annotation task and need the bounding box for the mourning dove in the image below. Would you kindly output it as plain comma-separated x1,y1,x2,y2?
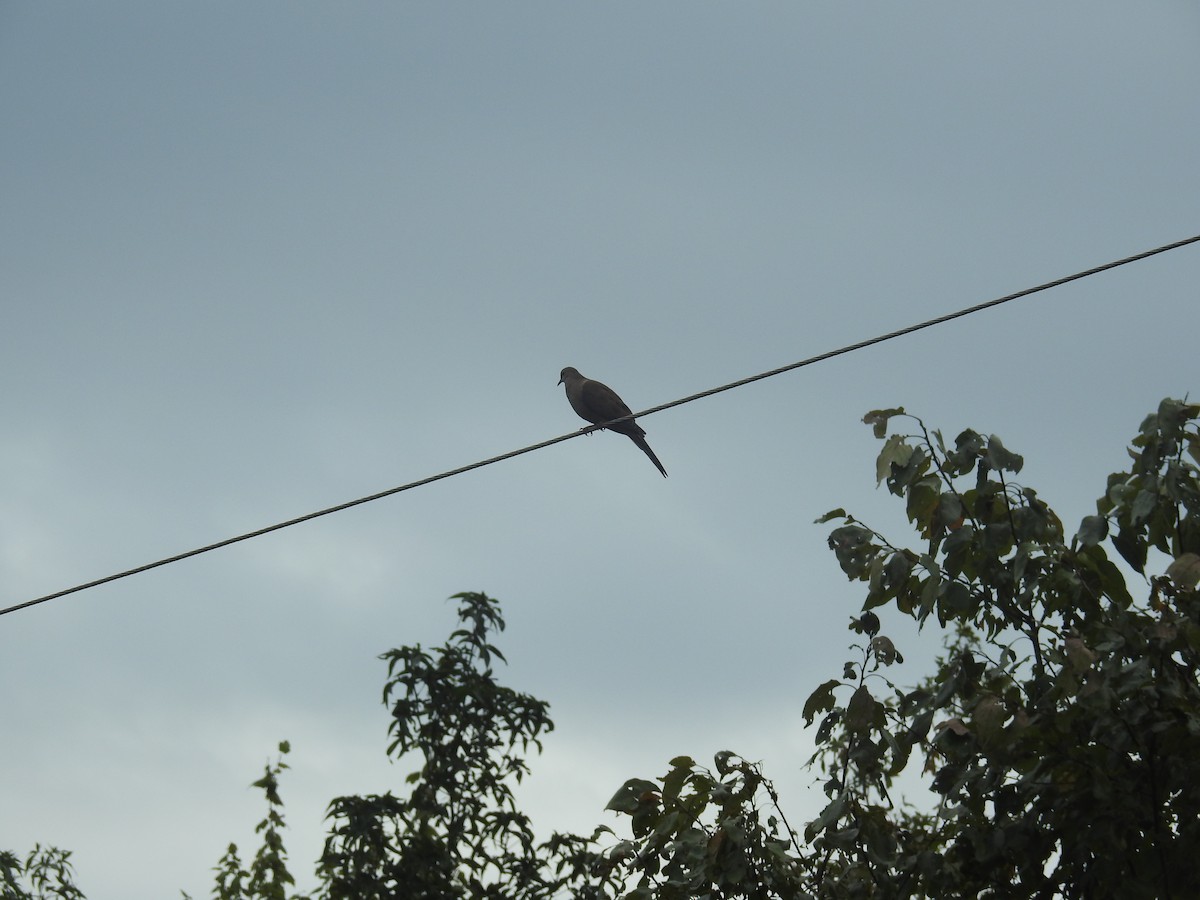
558,367,668,477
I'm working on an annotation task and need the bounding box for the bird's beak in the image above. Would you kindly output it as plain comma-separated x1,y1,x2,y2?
557,377,563,386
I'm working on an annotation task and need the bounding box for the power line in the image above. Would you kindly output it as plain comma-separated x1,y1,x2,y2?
3,233,1198,618
633,232,1200,419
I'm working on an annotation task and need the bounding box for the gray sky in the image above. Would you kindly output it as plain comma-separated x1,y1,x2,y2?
2,3,1198,896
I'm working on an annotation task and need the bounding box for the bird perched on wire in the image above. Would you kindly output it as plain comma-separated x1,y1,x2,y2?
558,367,668,477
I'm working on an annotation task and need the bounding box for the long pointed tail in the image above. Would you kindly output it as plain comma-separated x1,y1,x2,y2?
630,434,668,477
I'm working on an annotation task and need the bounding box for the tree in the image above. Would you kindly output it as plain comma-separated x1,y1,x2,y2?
7,398,1199,898
609,397,1200,898
314,591,621,899
1,846,84,900
204,741,307,900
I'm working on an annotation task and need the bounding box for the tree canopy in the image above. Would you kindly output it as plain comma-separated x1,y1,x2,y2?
6,397,1199,899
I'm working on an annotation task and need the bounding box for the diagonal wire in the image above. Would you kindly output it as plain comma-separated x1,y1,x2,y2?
630,232,1200,420
3,233,1198,618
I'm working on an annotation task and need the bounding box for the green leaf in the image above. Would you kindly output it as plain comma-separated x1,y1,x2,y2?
885,550,914,588
606,779,658,813
935,492,964,528
876,434,913,487
908,709,934,741
945,428,985,472
870,635,902,665
863,407,906,438
816,709,842,744
906,477,941,528
892,449,932,496
939,580,975,622
918,568,942,624
805,795,848,842
661,760,691,801
856,611,881,636
845,685,883,735
1076,514,1109,548
828,524,877,579
971,695,1007,746
1112,525,1147,573
803,679,841,725
713,750,736,775
985,435,1024,473
1167,552,1200,588
1130,488,1158,525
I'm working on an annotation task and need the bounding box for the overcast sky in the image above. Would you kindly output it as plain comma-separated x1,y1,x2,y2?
2,3,1198,897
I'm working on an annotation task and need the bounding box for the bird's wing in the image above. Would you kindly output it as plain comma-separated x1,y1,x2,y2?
580,379,635,424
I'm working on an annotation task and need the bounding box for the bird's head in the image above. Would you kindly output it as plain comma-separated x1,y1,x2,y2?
558,366,581,386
